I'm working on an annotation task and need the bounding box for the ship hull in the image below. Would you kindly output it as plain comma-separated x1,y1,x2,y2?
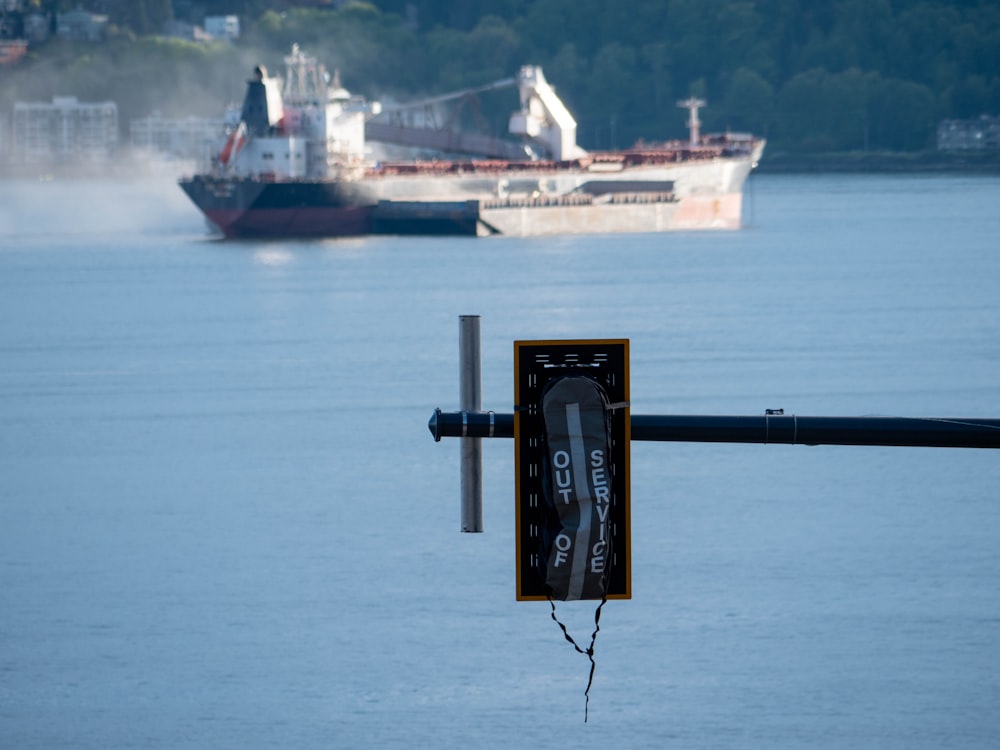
202,205,374,238
180,144,763,239
179,176,377,238
479,192,744,236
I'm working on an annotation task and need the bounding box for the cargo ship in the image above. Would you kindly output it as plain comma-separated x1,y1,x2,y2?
179,46,765,239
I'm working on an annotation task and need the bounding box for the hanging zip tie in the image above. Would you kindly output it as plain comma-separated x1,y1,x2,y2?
549,593,608,722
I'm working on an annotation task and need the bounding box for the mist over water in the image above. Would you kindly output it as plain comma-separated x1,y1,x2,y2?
1,174,998,749
0,178,204,239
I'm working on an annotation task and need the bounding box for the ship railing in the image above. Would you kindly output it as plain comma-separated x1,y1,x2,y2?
479,191,677,210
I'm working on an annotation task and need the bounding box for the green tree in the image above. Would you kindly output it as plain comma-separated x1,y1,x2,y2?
4,0,1000,155
720,67,776,136
947,74,998,119
461,15,521,84
775,67,876,151
870,77,937,150
106,0,173,35
641,42,671,121
583,41,638,149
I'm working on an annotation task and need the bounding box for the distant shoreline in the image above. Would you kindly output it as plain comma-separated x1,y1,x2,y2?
756,150,1000,174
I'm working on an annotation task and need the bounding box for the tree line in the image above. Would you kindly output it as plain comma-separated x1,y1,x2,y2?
3,0,999,153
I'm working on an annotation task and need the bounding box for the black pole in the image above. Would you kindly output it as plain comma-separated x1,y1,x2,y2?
428,409,1000,449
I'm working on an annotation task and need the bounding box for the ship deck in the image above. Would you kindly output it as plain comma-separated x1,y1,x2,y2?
368,137,760,178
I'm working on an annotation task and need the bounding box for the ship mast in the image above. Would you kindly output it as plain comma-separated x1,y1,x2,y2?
677,96,706,146
283,43,328,106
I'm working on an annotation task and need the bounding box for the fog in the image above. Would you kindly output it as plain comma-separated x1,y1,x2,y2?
0,178,206,240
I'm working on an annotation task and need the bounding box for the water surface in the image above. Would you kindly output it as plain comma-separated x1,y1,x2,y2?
1,174,998,748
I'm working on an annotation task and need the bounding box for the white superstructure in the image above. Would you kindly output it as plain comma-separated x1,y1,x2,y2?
218,45,380,180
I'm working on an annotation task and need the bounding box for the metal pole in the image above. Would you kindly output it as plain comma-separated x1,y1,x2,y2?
429,410,1000,450
458,316,483,532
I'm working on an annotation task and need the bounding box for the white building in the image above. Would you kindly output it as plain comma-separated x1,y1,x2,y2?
162,19,214,43
12,96,118,164
204,15,239,41
130,113,222,164
56,7,108,42
24,13,52,42
937,115,1000,151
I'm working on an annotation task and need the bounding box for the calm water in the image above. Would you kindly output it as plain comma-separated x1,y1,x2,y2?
1,174,998,748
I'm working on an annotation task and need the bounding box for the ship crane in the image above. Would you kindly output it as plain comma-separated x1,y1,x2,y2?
365,77,528,160
375,77,518,114
365,66,588,161
507,65,587,161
